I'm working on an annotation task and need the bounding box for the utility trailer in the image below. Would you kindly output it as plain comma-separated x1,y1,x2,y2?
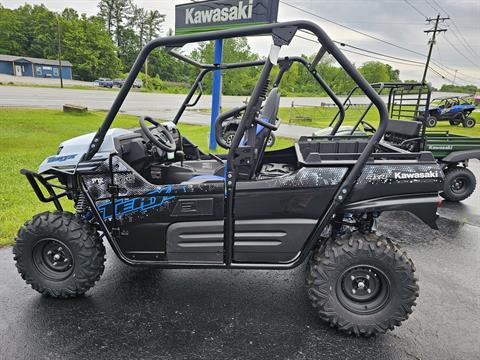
325,82,480,202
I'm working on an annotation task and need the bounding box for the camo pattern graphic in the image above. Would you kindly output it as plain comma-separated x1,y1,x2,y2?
238,167,348,190
357,164,444,185
83,156,223,200
82,156,223,221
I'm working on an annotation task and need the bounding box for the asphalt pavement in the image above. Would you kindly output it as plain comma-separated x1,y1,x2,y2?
1,86,479,359
1,163,479,360
0,85,468,115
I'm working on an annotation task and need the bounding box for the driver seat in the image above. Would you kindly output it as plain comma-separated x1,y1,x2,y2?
178,88,280,184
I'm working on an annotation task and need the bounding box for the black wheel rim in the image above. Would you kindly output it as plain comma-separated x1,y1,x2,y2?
225,134,235,146
336,265,391,315
267,135,274,146
450,176,468,194
32,238,74,281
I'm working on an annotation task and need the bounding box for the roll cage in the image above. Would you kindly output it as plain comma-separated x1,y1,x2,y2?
80,20,390,269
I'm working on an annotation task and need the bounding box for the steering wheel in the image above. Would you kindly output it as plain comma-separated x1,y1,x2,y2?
139,116,176,152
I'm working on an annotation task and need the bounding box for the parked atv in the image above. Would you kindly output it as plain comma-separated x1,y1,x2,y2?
14,21,444,336
427,95,476,128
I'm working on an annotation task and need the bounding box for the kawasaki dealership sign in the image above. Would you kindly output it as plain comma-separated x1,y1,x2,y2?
175,0,279,35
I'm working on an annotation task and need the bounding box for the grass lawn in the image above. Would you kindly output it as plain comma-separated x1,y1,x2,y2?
0,108,293,247
278,106,480,136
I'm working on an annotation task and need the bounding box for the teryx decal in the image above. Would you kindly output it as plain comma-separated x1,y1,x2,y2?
47,154,77,163
96,186,175,220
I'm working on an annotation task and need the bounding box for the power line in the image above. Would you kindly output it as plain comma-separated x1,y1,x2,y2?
448,24,479,59
425,0,479,59
403,0,427,19
282,1,480,86
280,1,428,59
295,32,479,86
296,33,424,67
298,30,425,65
422,0,439,13
443,33,480,70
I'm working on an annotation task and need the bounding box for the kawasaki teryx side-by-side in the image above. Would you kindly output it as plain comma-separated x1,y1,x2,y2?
14,21,444,336
427,95,477,128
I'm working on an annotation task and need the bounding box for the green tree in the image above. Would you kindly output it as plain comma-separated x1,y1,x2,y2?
0,4,122,81
60,10,122,80
191,37,260,95
358,61,390,83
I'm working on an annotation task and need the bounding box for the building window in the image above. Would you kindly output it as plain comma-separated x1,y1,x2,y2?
36,67,42,76
53,68,59,76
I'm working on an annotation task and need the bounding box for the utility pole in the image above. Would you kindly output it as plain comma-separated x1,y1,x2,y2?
422,14,449,84
57,15,64,89
452,69,458,85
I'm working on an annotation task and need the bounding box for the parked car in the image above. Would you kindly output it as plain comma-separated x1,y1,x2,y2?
113,78,125,88
133,79,143,88
94,78,113,88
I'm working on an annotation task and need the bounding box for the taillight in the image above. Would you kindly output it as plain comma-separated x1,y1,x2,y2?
437,195,443,208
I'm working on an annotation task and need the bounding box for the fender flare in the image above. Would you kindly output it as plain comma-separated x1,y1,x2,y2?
341,193,440,229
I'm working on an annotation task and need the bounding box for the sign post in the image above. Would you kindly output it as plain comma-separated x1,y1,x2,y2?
210,39,223,151
175,0,280,151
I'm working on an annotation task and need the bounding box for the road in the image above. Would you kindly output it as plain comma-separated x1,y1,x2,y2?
0,163,479,359
0,85,469,114
3,86,472,140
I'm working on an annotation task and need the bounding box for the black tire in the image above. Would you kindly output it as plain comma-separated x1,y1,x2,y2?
306,232,418,336
462,117,476,128
426,116,437,128
440,167,476,202
13,211,105,298
223,130,236,147
266,133,276,147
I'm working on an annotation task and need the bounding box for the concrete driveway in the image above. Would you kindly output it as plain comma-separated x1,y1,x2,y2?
0,164,479,360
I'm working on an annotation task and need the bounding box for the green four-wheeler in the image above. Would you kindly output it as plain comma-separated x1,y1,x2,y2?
325,83,480,202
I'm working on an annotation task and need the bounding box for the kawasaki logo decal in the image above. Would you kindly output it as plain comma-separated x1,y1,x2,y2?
186,0,253,24
175,0,279,35
428,145,453,150
393,171,439,180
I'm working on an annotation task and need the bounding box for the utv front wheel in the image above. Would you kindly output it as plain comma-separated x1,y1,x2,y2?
13,211,105,298
306,232,418,336
462,117,476,128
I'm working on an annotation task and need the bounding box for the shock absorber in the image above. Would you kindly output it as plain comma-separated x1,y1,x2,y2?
75,193,93,220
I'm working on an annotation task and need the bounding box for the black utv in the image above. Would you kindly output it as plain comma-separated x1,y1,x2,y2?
14,21,444,337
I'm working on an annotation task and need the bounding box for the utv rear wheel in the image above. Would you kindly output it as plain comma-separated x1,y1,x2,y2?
426,116,437,127
13,211,105,298
306,232,418,336
441,167,476,202
462,117,476,128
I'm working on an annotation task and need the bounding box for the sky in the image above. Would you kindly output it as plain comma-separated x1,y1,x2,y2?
2,0,479,87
